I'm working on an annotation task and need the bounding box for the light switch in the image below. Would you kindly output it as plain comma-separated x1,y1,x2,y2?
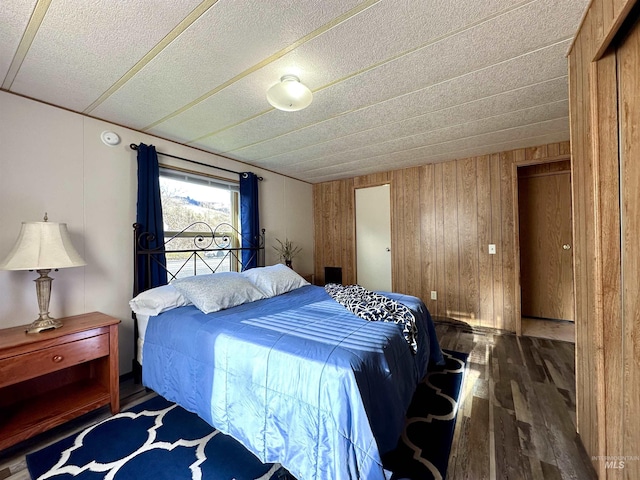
489,244,496,254
430,291,437,300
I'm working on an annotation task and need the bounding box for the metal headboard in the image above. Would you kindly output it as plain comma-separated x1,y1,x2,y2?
133,221,265,296
131,221,265,382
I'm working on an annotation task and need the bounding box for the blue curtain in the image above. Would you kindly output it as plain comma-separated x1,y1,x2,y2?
136,143,167,289
240,172,260,270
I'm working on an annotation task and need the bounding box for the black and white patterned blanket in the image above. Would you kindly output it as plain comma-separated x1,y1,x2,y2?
324,283,418,354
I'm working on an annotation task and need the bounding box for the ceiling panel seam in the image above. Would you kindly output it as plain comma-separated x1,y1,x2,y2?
299,116,570,173
142,0,381,132
82,0,220,114
268,100,570,168
1,0,52,90
187,106,277,146
297,0,539,96
286,120,571,174
232,76,570,160
306,131,571,179
208,38,573,154
303,129,571,179
183,0,544,146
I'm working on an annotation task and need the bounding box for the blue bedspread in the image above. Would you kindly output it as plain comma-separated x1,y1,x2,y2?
143,285,443,480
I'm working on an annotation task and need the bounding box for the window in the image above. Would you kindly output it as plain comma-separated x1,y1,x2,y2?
159,167,240,277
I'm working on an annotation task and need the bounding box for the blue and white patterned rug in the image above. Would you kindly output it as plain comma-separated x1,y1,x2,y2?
26,350,466,480
385,349,467,480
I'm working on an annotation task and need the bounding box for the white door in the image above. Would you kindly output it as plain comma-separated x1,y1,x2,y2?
355,184,392,291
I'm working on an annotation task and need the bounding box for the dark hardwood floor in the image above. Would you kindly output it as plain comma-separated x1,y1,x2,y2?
1,320,597,480
436,318,597,480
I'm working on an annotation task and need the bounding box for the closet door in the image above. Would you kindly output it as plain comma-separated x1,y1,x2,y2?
617,14,640,473
355,184,392,291
518,168,574,321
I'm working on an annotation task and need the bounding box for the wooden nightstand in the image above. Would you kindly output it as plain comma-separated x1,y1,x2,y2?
0,312,120,451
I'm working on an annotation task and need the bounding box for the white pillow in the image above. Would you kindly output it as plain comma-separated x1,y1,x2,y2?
129,284,191,316
242,264,309,298
172,272,266,314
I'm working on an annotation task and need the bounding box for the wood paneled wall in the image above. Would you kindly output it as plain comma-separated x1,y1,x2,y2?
313,141,569,332
569,0,639,478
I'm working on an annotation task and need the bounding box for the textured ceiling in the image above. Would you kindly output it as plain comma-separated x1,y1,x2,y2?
1,0,589,183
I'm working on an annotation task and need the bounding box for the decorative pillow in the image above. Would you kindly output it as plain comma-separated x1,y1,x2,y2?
242,264,309,298
129,284,191,316
172,272,266,314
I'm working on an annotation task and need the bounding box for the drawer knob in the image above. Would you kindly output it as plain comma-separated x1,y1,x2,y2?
52,355,64,363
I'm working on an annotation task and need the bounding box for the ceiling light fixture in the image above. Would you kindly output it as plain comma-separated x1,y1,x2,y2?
267,75,313,112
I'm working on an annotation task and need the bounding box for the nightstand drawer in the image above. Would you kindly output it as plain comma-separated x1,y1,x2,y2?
0,333,109,389
0,312,120,451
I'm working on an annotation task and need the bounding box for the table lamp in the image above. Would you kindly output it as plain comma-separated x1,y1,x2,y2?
0,213,86,333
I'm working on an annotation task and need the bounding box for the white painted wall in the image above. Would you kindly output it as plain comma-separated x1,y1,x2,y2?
0,91,314,373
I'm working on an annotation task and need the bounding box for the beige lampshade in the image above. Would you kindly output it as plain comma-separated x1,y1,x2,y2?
0,221,86,271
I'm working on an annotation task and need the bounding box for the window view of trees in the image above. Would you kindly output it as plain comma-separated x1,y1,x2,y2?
160,178,232,234
159,169,240,276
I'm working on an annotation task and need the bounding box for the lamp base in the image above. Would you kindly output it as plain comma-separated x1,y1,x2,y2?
25,316,63,334
25,269,62,334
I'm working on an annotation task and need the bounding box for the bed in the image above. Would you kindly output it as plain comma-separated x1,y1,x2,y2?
131,223,443,480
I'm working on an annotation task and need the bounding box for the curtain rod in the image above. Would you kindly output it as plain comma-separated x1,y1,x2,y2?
130,144,263,181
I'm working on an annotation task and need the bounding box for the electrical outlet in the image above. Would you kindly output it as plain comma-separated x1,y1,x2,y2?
488,244,496,254
430,291,437,300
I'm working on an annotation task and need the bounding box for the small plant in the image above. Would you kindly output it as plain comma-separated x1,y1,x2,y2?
273,238,302,265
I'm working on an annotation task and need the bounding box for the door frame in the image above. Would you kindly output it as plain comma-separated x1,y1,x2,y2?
512,155,573,336
352,180,393,290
